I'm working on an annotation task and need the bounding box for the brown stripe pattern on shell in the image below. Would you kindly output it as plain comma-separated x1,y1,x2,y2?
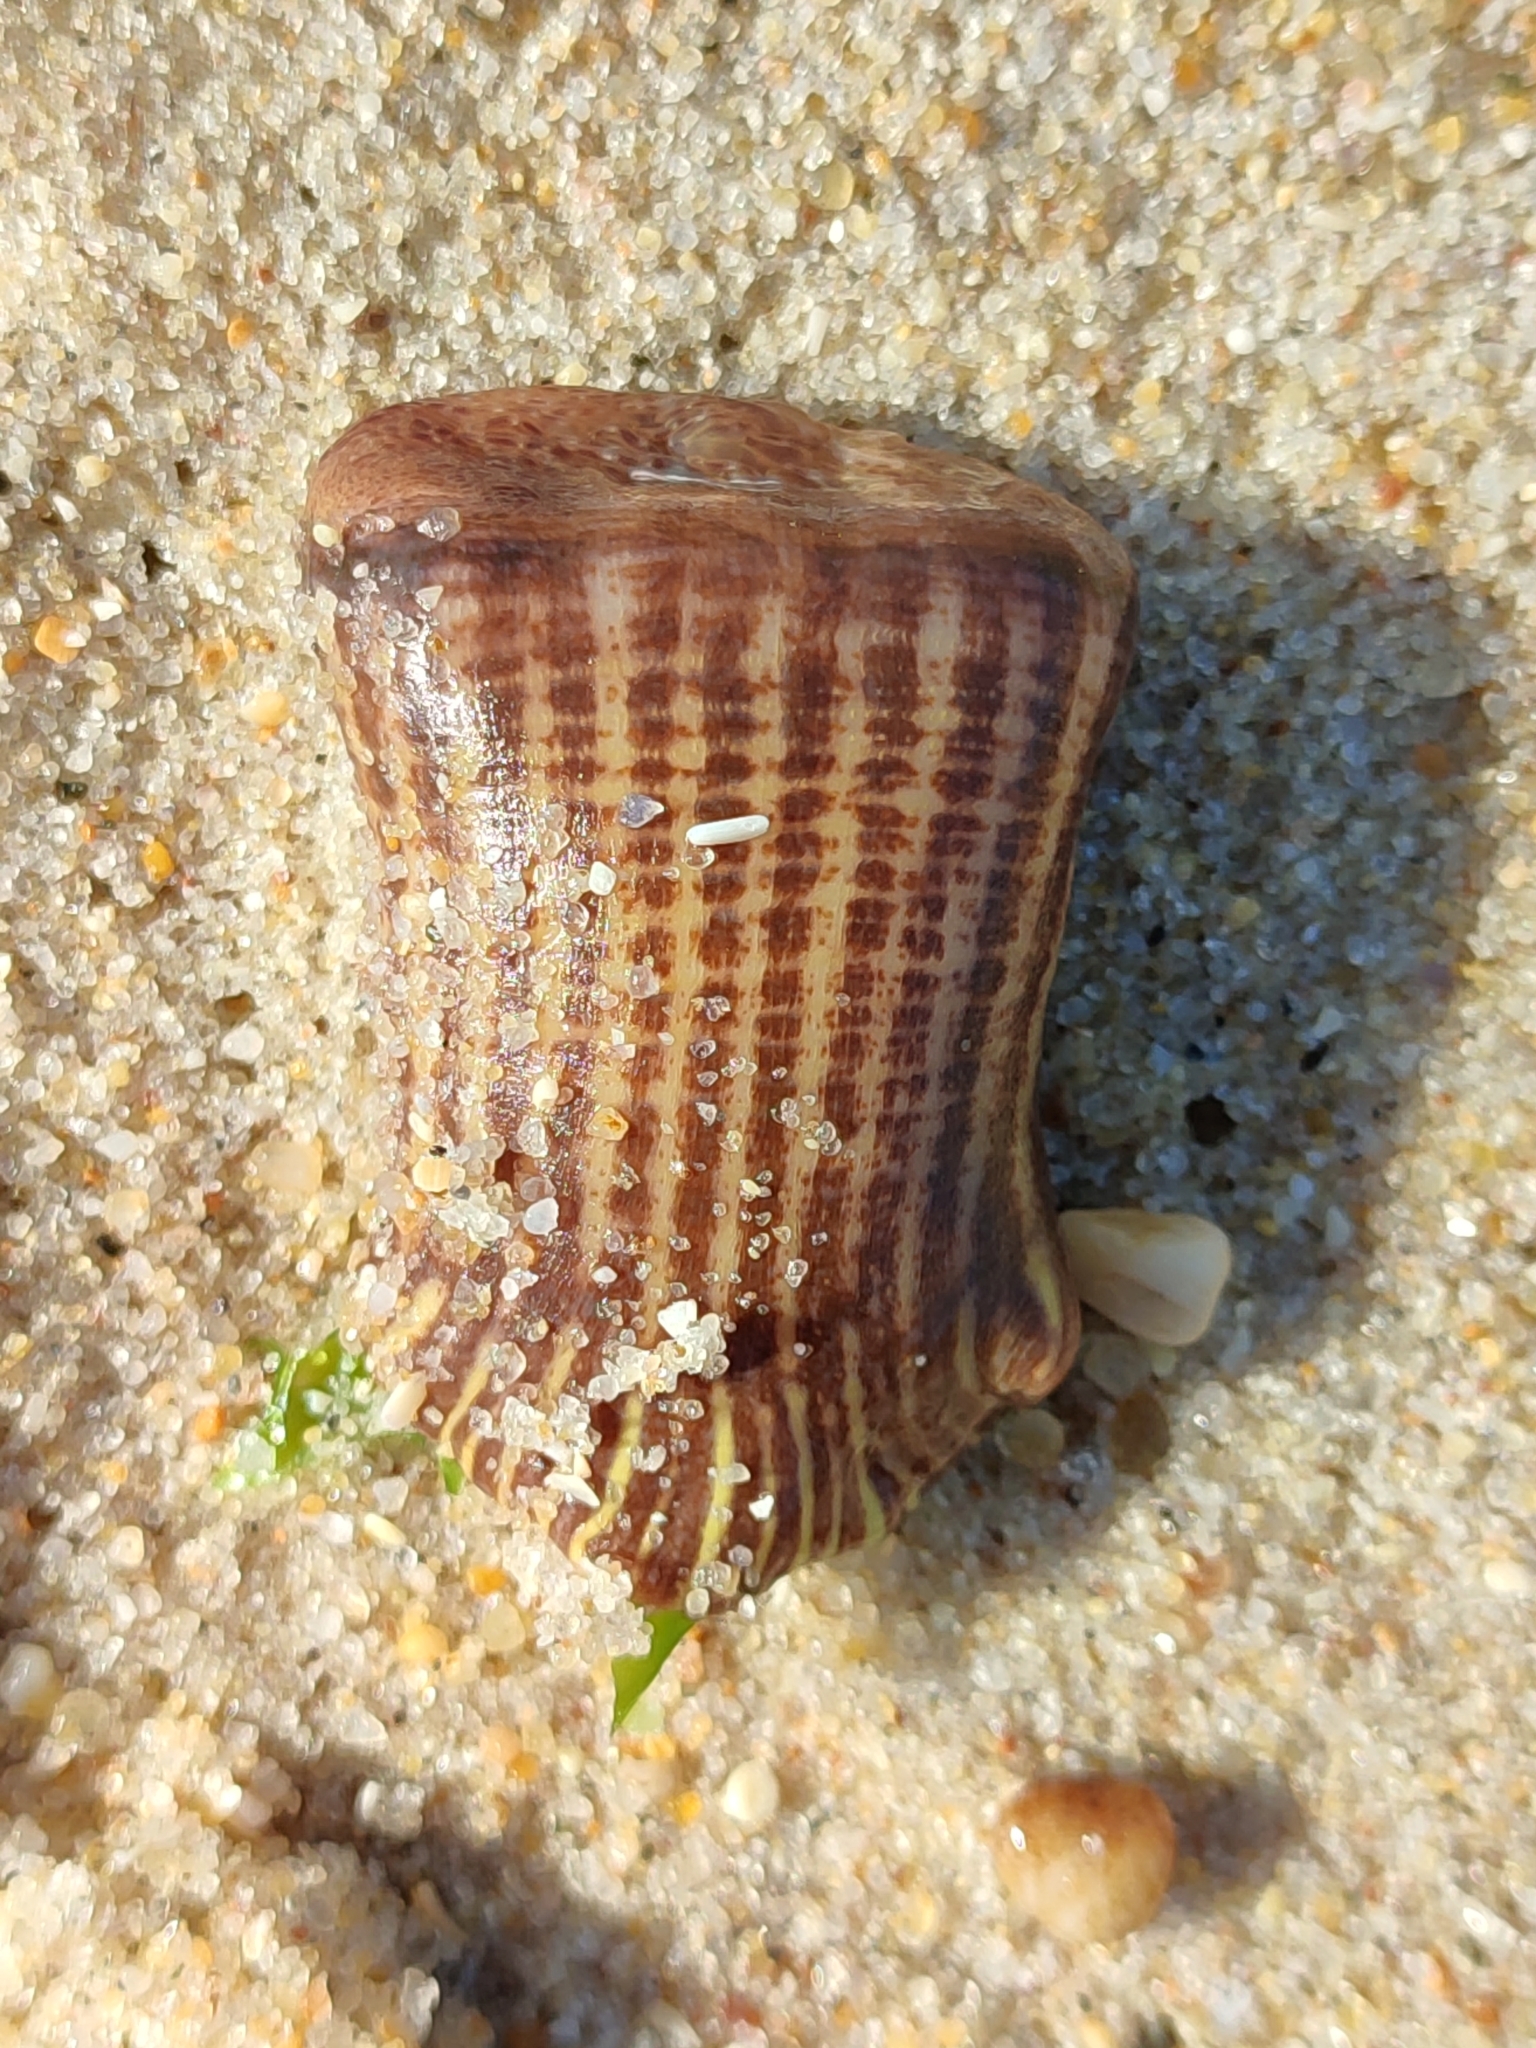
305,390,1136,1615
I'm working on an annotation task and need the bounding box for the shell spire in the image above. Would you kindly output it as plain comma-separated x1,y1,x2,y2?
305,389,1136,1615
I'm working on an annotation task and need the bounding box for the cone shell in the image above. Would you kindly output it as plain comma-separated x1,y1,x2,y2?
305,389,1136,1613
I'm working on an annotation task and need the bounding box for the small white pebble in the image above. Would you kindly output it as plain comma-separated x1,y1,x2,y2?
523,1196,559,1235
618,793,665,827
0,1641,58,1717
720,1756,781,1829
658,1299,699,1340
219,1022,265,1064
310,521,341,549
101,1187,150,1238
363,1512,409,1549
587,860,618,896
373,1475,411,1515
104,1524,146,1571
545,1470,600,1508
377,1374,428,1430
685,813,771,848
1483,1557,1534,1597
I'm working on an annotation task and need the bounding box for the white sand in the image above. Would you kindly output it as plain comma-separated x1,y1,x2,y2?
2,3,1534,2044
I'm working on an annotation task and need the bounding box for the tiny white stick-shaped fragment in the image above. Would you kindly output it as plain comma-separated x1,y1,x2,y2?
685,813,771,848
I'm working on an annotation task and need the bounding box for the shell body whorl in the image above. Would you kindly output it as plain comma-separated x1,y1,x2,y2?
306,389,1136,1613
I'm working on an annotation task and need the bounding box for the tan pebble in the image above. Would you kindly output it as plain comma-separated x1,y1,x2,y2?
50,1687,115,1750
465,1562,507,1597
479,1600,527,1654
242,687,291,730
409,1877,468,1952
141,838,176,885
411,1152,456,1195
195,635,237,685
891,1883,940,1942
589,1104,630,1140
720,1756,780,1829
996,1775,1176,1944
249,1136,324,1199
816,158,856,210
33,613,90,663
1059,1208,1231,1346
75,454,111,490
396,1619,450,1667
101,1186,151,1239
1106,1385,1172,1479
226,313,257,347
480,1723,522,1771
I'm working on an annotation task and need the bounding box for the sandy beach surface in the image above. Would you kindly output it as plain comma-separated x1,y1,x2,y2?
2,2,1534,2043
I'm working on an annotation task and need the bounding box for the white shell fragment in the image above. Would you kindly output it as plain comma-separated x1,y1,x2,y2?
1059,1208,1232,1347
684,813,771,848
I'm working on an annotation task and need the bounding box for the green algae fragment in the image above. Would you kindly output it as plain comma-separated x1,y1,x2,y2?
612,1609,695,1729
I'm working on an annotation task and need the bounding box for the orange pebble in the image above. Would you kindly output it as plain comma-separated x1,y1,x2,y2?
190,1403,227,1443
141,838,176,885
33,614,89,664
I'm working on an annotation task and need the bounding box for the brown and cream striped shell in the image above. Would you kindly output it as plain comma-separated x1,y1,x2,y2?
305,389,1136,1616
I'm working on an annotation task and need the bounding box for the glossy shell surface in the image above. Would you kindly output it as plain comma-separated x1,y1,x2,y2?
306,389,1136,1612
